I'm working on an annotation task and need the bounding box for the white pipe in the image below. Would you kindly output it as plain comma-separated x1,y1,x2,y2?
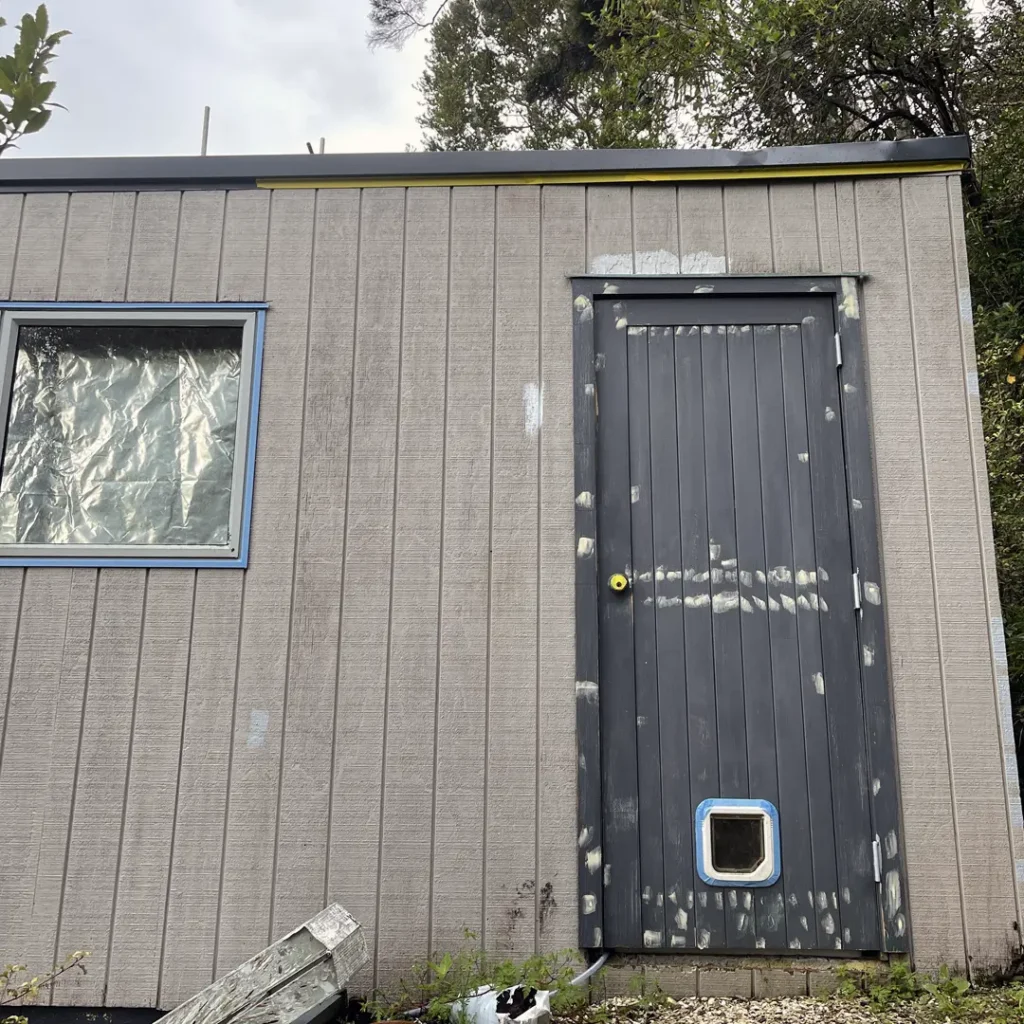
569,951,610,987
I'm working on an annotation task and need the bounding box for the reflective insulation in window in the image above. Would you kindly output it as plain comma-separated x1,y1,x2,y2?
0,323,243,546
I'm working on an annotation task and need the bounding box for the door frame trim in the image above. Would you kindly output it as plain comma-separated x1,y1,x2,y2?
571,275,909,955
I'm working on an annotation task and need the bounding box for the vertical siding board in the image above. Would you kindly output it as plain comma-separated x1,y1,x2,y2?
376,187,450,986
947,183,1024,915
12,192,67,298
272,189,361,932
327,187,405,990
485,186,541,957
814,184,843,274
724,185,773,273
768,184,819,274
429,186,494,956
676,186,727,274
60,192,135,299
218,189,315,965
631,186,680,272
52,573,147,1004
106,190,222,1007
0,193,23,296
160,189,268,1007
852,177,964,967
126,193,181,301
538,186,585,951
901,174,1018,963
586,186,632,274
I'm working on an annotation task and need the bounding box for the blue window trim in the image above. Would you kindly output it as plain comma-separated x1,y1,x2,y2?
695,797,782,888
0,302,268,568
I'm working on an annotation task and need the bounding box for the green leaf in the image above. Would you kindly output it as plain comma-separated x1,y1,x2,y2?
35,4,49,38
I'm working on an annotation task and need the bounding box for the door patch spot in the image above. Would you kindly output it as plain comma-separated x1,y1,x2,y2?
670,934,687,948
816,891,828,910
780,593,797,614
577,537,595,557
715,892,724,910
712,591,739,613
644,596,653,606
586,847,602,874
612,797,638,827
752,595,767,611
843,927,852,943
573,294,594,321
698,892,708,908
657,595,682,609
524,383,543,435
795,569,811,586
601,282,620,294
872,778,881,796
576,680,598,703
675,908,688,929
739,569,753,587
575,491,593,508
789,938,802,949
863,581,882,605
851,497,863,510
594,352,606,371
767,597,781,612
665,570,682,581
709,541,722,560
863,644,875,667
721,557,737,569
825,406,836,421
756,569,767,584
822,912,835,936
767,566,792,586
631,485,640,503
643,930,663,948
788,893,798,906
642,885,652,903
667,888,678,904
885,870,902,917
831,892,838,909
812,672,825,695
743,892,752,910
894,913,906,937
685,594,711,608
687,890,694,908
755,938,766,949
616,317,628,330
797,452,809,463
728,890,738,908
835,938,843,950
604,864,611,886
844,381,857,393
884,830,898,859
799,916,808,931
808,594,821,611
578,827,592,848
656,892,664,907
797,594,811,610
842,887,851,905
593,927,602,945
582,894,597,914
740,596,753,613
736,912,750,934
697,929,711,949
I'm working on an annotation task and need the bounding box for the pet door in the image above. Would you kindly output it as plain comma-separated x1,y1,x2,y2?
695,798,781,887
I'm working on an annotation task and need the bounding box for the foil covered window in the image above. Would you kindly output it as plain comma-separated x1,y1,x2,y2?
0,308,262,564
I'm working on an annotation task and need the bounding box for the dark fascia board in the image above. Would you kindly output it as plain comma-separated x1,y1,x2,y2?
0,136,971,192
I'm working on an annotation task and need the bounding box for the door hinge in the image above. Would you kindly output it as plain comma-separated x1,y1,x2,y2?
834,331,843,368
852,570,862,612
872,835,882,883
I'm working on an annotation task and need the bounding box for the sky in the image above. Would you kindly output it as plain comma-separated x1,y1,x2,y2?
10,0,430,158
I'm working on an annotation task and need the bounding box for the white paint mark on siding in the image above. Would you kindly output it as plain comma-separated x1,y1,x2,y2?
756,569,767,584
740,596,753,613
812,672,825,695
713,591,739,613
642,885,652,904
666,570,682,581
743,892,752,910
722,558,738,569
851,498,863,510
697,929,711,949
992,616,1009,668
967,370,980,397
818,568,830,582
739,570,753,587
576,680,599,702
590,253,633,274
670,934,687,948
612,798,638,827
799,915,808,931
795,569,811,587
595,353,606,371
681,251,727,274
602,282,620,294
872,778,881,796
755,938,766,949
586,847,602,874
884,830,898,860
674,908,688,929
797,452,809,464
576,491,593,508
843,382,857,393
582,894,597,914
685,594,711,608
825,406,836,422
787,893,799,907
768,597,781,612
728,890,738,908
797,594,811,611
789,938,802,950
714,891,724,910
637,715,648,727
630,484,641,503
577,537,595,558
842,887,851,904
863,581,881,605
616,317,628,330
843,927,852,944
698,892,707,908
781,593,797,614
709,541,721,560
816,891,828,910
593,927,602,945
767,566,792,586
885,870,902,918
247,710,269,749
687,890,694,908
667,888,678,904
1017,860,1024,883
753,595,767,611
573,294,594,321
840,278,860,320
643,929,663,948
894,914,906,937
657,595,683,608
863,644,875,667
604,864,611,886
578,827,592,848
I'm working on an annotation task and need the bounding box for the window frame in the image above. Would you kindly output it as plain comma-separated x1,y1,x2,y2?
0,302,268,568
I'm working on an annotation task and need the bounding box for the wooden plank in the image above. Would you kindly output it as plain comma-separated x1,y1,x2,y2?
161,189,269,1007
217,189,315,972
852,178,964,968
107,189,224,1007
127,193,181,300
0,193,23,296
375,186,449,987
813,184,843,274
627,328,666,949
901,174,1018,966
594,301,639,949
631,186,680,273
586,185,633,274
753,324,817,951
60,192,135,299
327,187,405,992
798,312,878,951
676,186,727,274
272,189,361,935
647,327,694,951
675,325,725,950
537,185,585,953
52,572,147,1004
12,192,67,299
946,180,1024,921
429,187,494,955
723,186,772,273
727,323,781,950
485,185,540,958
768,184,819,274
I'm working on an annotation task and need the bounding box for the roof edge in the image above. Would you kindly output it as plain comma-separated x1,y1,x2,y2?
0,136,970,192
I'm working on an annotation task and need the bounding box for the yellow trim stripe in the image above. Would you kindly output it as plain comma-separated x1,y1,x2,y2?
256,159,966,190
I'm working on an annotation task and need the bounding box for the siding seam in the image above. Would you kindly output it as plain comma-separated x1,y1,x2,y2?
372,187,410,990
898,177,971,972
6,192,25,297
534,188,543,954
945,176,1024,929
168,192,185,298
426,187,454,958
0,569,27,789
324,188,365,908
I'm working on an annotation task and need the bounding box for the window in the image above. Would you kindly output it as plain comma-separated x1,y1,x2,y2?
0,305,266,567
695,798,781,887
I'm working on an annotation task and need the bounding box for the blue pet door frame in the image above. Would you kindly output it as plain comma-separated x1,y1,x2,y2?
696,798,781,887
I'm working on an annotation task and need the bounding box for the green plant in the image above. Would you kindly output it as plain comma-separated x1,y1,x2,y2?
0,4,68,155
0,952,89,1024
921,964,973,1016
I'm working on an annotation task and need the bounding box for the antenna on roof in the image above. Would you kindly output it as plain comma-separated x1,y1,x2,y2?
306,141,314,154
305,138,327,155
201,106,211,156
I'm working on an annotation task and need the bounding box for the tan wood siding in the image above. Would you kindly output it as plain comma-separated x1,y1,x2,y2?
0,177,1018,1003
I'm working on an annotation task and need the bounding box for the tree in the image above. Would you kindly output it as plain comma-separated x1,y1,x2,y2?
0,4,67,156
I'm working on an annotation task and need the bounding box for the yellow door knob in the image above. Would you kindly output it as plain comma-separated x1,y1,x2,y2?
609,573,629,592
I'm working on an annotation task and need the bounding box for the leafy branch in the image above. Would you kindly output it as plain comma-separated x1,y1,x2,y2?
1,952,90,1024
0,3,68,156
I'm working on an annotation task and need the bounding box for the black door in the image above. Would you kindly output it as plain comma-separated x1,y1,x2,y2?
591,293,881,954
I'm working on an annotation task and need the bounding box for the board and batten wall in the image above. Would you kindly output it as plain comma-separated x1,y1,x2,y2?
0,174,1018,1008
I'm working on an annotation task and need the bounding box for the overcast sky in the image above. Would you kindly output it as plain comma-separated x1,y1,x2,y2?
11,0,429,158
